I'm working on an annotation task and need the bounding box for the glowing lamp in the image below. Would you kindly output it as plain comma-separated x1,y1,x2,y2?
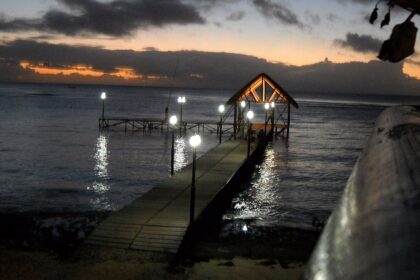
242,224,248,232
246,110,254,120
177,96,186,104
240,100,246,108
101,92,106,100
270,102,275,108
189,134,201,148
169,115,178,126
218,104,225,114
264,103,270,110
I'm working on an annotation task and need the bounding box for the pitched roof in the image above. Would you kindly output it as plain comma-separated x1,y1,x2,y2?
227,73,298,108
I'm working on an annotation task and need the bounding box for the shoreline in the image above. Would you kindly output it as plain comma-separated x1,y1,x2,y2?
0,245,304,280
0,212,318,279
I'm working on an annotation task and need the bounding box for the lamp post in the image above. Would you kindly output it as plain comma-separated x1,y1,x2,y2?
100,92,106,128
240,101,246,138
264,102,270,135
189,134,201,226
177,96,186,131
246,110,254,157
101,92,107,119
218,104,225,144
169,115,178,175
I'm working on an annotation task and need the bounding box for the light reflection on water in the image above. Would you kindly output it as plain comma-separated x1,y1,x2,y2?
87,133,112,210
221,102,385,237
94,134,109,179
224,145,287,226
174,135,188,172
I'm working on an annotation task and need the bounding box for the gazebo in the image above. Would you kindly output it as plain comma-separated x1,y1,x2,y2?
223,73,298,138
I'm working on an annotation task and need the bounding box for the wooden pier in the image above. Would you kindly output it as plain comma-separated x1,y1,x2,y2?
99,117,234,134
98,116,288,138
98,74,298,138
84,73,299,257
84,138,262,254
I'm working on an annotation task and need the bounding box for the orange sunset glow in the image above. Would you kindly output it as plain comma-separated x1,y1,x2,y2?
19,62,168,80
403,62,420,79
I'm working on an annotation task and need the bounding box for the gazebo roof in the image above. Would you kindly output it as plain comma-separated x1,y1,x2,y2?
227,73,298,108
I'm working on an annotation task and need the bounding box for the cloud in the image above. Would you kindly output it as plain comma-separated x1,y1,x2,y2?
0,17,40,31
334,33,382,53
406,59,420,66
142,47,159,51
305,11,321,25
0,0,205,37
253,0,304,28
337,0,375,4
326,13,340,22
0,39,418,94
226,11,245,21
189,0,240,11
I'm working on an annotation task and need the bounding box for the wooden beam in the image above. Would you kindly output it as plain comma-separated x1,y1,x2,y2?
250,88,261,102
264,79,288,104
262,78,266,102
264,78,279,94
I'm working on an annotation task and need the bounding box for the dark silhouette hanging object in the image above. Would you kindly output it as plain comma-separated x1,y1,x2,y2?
369,7,378,24
367,1,418,62
378,19,417,62
381,10,391,27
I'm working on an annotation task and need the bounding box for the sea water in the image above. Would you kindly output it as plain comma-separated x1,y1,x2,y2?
0,83,418,254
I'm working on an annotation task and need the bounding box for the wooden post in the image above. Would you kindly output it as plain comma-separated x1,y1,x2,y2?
247,122,251,157
190,148,197,225
287,102,290,139
271,108,275,135
179,104,183,134
233,103,237,140
171,129,175,175
102,99,105,122
264,111,267,135
262,78,266,102
219,116,223,144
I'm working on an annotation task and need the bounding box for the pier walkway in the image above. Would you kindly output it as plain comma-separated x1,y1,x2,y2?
84,139,258,254
84,73,298,256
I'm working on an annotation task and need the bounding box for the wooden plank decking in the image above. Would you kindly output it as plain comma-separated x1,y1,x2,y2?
84,139,257,254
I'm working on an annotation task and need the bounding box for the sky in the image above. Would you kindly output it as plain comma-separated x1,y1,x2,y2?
0,0,419,95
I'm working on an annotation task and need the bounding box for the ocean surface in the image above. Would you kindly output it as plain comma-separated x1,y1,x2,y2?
0,82,419,255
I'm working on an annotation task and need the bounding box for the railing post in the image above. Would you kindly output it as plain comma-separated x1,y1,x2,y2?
190,148,197,225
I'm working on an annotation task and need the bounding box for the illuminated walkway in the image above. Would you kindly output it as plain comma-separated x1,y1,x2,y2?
84,139,257,254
